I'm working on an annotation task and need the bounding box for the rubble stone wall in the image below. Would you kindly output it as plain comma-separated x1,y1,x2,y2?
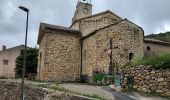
83,21,144,76
37,31,80,82
122,65,170,95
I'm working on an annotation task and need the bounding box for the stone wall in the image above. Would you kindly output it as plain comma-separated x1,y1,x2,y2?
82,20,144,76
122,65,170,95
71,11,122,36
37,30,46,81
37,31,80,82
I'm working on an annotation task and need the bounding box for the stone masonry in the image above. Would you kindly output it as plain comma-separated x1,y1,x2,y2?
82,20,144,76
122,65,170,95
37,23,81,81
71,10,122,36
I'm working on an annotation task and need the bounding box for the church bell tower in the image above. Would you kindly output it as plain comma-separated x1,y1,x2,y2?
72,0,92,23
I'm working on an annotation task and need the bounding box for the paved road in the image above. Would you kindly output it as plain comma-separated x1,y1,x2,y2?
111,91,135,100
103,87,135,100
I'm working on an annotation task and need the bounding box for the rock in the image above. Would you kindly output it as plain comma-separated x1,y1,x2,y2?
109,84,116,91
145,76,151,80
165,92,170,96
158,78,164,82
142,88,147,92
156,90,163,93
133,85,137,89
162,82,167,86
115,86,122,92
151,71,155,74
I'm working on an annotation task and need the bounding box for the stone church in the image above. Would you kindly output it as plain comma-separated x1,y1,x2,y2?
37,2,144,81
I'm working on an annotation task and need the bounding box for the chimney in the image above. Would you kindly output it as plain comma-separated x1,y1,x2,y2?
2,45,6,51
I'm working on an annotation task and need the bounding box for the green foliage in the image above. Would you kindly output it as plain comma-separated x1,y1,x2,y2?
93,73,106,84
15,48,38,78
129,53,170,69
145,31,170,42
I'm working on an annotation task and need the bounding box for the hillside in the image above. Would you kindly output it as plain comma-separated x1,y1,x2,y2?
145,31,170,42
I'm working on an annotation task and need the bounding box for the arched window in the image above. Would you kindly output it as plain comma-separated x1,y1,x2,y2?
129,53,133,60
147,46,151,51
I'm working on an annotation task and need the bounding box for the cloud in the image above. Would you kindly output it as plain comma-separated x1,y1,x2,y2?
0,0,170,49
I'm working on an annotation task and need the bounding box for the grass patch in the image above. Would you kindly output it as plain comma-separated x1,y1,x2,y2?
129,53,170,69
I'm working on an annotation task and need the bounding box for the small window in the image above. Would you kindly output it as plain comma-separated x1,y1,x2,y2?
147,46,151,51
129,53,133,60
3,60,8,65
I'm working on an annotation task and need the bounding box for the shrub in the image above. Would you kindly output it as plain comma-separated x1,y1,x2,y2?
92,67,106,84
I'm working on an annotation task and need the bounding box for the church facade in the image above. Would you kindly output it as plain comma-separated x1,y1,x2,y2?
37,2,144,81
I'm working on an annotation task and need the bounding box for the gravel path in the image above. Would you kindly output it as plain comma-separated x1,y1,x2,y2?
59,83,115,100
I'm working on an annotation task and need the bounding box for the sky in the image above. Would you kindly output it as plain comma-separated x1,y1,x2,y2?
0,0,170,49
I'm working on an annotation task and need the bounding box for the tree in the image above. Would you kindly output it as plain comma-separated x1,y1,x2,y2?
15,48,38,78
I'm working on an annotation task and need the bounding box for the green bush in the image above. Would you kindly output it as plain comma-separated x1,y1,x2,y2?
93,73,106,84
130,53,170,69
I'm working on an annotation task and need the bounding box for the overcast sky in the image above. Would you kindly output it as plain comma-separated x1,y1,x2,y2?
0,0,170,49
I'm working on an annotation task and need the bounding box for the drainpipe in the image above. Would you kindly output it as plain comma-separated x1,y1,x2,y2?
79,20,83,78
80,38,83,77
